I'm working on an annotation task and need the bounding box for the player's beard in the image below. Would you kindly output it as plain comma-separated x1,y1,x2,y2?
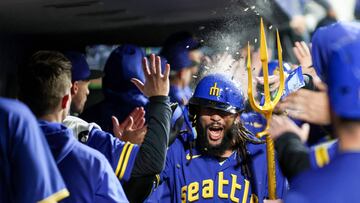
195,122,236,158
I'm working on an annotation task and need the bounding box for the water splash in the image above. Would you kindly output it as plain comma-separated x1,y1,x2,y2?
193,0,279,97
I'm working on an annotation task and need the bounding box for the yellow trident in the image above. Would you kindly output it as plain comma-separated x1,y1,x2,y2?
247,18,285,200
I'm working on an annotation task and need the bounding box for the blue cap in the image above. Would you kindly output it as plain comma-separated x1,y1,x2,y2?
103,44,145,92
312,22,360,81
64,51,104,82
189,74,245,114
259,60,292,76
160,45,192,72
327,37,360,119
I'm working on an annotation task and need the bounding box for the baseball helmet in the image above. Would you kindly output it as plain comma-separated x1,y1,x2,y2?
102,44,145,92
312,22,360,82
327,37,360,119
189,74,245,115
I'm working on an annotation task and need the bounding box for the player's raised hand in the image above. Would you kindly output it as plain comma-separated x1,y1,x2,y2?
131,54,170,97
293,41,318,79
293,41,312,69
111,107,148,144
112,107,146,139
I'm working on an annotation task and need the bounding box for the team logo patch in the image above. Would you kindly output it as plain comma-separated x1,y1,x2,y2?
78,130,89,143
209,82,220,96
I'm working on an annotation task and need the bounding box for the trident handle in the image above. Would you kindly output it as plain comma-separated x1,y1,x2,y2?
246,18,285,200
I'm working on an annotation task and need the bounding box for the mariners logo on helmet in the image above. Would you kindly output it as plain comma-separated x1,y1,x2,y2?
189,74,245,115
209,82,220,96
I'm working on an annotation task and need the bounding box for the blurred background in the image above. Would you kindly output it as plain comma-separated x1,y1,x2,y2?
0,0,358,99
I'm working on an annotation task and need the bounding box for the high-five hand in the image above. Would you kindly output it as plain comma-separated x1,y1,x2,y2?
131,54,170,97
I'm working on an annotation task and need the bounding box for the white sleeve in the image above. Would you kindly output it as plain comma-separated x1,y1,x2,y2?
63,115,102,140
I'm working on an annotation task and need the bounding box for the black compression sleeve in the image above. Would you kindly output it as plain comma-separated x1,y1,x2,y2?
131,96,171,177
275,132,311,180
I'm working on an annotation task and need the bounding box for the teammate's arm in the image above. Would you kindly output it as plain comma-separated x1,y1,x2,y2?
130,54,171,176
122,55,171,202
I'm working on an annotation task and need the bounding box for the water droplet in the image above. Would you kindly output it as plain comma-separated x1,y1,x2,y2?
254,38,258,43
269,25,273,30
186,45,190,49
192,75,198,78
251,6,256,9
244,7,249,11
236,52,240,55
225,46,229,51
200,39,204,43
199,26,205,30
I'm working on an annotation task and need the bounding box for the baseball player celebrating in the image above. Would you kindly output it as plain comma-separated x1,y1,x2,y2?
151,74,287,202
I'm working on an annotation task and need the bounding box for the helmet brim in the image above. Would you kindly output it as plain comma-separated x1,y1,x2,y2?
189,97,242,114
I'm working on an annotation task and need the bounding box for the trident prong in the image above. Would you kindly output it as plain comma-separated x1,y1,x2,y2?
246,18,285,200
260,18,271,106
247,19,285,137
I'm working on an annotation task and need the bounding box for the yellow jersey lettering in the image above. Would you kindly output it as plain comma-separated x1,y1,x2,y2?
181,185,187,203
230,174,241,203
242,179,250,203
202,179,214,199
188,182,199,202
218,172,229,198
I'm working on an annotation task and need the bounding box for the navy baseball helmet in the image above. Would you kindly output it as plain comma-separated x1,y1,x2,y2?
160,45,193,72
64,51,104,82
189,74,245,114
102,44,145,92
312,22,360,82
327,37,360,119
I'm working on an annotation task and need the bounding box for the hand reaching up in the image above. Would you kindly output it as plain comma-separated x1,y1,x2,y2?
131,54,170,97
293,41,312,69
112,107,147,144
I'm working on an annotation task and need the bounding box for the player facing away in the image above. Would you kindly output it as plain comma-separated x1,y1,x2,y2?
0,98,69,203
155,74,287,202
18,51,128,203
285,22,360,203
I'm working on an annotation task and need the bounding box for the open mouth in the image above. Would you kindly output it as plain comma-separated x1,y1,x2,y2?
207,125,224,141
